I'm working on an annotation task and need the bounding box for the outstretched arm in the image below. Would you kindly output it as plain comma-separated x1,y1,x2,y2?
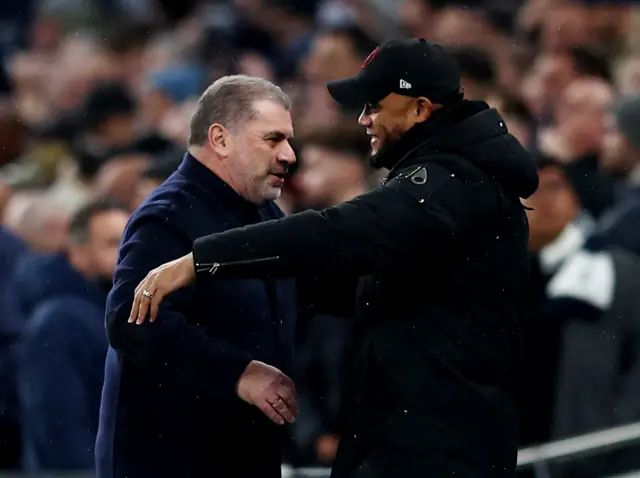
131,164,489,323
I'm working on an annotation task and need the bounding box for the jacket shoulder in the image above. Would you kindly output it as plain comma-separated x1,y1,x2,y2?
126,176,207,235
385,153,491,201
385,153,507,234
24,297,101,341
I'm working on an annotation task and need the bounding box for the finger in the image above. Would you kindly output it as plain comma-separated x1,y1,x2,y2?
276,379,297,403
148,290,164,323
129,293,139,323
129,284,145,323
276,387,299,418
272,398,296,424
257,400,285,425
136,288,153,325
130,277,149,322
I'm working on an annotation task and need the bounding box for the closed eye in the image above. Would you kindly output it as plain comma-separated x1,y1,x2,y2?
264,132,292,145
264,132,291,148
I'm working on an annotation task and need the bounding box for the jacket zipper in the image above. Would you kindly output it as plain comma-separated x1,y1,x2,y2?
195,256,280,275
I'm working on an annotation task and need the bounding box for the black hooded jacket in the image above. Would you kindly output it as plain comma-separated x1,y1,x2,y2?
192,100,538,477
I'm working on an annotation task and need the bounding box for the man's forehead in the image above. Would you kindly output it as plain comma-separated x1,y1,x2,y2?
250,100,294,136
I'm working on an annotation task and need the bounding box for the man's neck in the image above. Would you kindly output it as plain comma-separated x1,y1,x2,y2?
188,146,238,193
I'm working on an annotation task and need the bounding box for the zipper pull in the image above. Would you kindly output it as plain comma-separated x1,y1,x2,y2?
195,262,220,274
194,256,280,275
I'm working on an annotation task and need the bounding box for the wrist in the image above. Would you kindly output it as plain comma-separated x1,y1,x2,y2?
235,359,256,397
182,252,197,282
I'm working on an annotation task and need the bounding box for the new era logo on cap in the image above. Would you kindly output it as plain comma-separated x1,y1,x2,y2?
400,79,412,89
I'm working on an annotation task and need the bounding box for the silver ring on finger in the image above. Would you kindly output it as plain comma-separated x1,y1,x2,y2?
142,289,154,299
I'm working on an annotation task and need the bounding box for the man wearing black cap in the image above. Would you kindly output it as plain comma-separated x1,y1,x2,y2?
130,39,538,477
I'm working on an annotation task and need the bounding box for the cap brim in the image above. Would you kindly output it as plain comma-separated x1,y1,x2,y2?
327,76,386,110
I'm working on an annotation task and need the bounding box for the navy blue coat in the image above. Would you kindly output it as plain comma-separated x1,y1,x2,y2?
17,254,108,471
96,153,297,478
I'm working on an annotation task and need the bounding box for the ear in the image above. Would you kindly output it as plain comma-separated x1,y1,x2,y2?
414,97,434,123
208,123,233,159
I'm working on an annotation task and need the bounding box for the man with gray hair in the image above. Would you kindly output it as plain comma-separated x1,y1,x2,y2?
96,75,298,478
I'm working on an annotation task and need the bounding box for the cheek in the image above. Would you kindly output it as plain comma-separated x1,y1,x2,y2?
96,247,119,274
371,118,388,138
389,122,408,140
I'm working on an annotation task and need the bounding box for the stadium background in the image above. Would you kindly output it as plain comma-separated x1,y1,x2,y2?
2,0,640,476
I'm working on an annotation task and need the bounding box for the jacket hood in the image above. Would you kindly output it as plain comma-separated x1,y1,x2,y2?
381,100,539,199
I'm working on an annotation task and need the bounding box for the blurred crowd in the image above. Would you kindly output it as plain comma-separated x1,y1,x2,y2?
2,0,640,476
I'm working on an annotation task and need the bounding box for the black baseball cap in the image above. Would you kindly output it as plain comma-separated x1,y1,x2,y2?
327,38,462,109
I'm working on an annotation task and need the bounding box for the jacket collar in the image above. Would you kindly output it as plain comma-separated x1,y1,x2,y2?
375,100,490,173
177,152,263,223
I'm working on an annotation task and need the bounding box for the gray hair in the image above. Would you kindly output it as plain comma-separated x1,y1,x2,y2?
188,75,291,147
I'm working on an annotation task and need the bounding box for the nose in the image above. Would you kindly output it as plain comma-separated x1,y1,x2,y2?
358,109,372,127
278,140,297,165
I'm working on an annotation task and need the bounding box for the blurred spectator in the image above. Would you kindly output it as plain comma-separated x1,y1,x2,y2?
587,94,640,257
292,126,372,209
538,2,594,53
525,157,592,263
397,0,440,38
303,25,375,84
488,92,534,150
5,195,69,254
77,81,138,156
103,23,153,88
17,199,128,472
429,6,494,48
616,54,640,95
521,45,612,121
521,153,640,477
233,51,276,81
46,34,121,118
298,25,375,131
0,101,27,165
139,64,206,131
540,78,613,163
601,93,640,178
93,153,151,209
450,47,497,102
519,157,594,447
537,77,617,219
0,183,29,470
132,149,182,208
547,244,640,478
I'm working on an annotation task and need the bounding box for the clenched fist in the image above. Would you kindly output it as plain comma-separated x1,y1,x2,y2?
236,360,298,425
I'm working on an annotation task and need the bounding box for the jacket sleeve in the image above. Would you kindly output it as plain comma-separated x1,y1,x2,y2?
193,163,489,280
106,214,252,403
